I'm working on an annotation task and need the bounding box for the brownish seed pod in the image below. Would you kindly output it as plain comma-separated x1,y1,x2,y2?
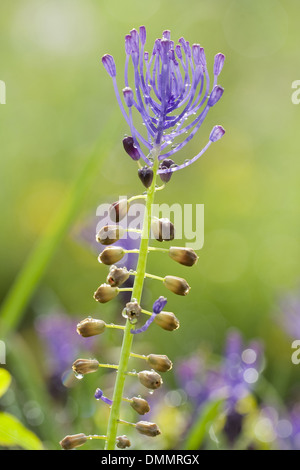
116,435,131,449
151,218,175,242
72,359,99,376
135,421,161,437
163,275,190,296
169,246,198,266
96,225,125,245
154,311,180,331
137,370,163,390
106,266,130,287
98,246,125,265
130,397,150,415
109,199,129,223
93,283,119,303
59,433,87,450
76,318,106,337
147,354,173,372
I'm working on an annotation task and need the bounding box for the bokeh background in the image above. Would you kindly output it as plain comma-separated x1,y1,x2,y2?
1,0,300,450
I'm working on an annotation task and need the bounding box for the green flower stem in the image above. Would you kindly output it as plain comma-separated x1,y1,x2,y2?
105,148,160,450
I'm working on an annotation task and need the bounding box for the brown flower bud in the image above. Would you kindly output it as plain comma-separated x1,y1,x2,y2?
93,283,119,303
163,275,190,296
137,370,163,390
76,318,106,337
122,301,142,324
138,166,154,188
135,421,161,437
72,358,99,376
147,354,172,372
109,199,129,223
116,435,131,449
96,225,125,245
130,397,150,415
154,311,180,331
169,246,198,266
98,246,125,265
59,433,87,450
106,266,130,287
151,218,175,242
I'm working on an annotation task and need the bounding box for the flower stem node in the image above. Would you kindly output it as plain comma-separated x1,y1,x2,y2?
135,421,161,437
76,318,106,337
130,397,150,415
147,354,173,372
94,284,119,303
137,370,163,390
154,311,180,331
109,199,129,223
116,435,131,449
98,247,125,265
169,246,199,266
72,359,99,376
96,225,125,245
106,266,130,287
138,166,154,188
122,300,142,324
163,275,190,296
59,433,87,450
151,218,175,242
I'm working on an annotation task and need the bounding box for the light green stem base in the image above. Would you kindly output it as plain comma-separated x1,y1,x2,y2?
105,149,160,450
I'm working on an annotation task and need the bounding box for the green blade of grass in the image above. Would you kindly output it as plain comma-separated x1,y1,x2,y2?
0,111,118,338
183,399,224,450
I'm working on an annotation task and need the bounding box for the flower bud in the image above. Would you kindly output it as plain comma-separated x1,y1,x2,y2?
130,397,150,415
123,87,134,107
72,358,99,376
154,311,180,331
102,54,116,77
116,435,131,449
94,284,119,303
96,225,125,245
147,354,172,372
122,301,142,324
151,218,175,242
138,166,154,188
135,421,161,437
106,266,130,287
137,370,163,390
207,85,224,107
98,246,125,265
59,433,87,450
163,275,190,296
109,199,129,222
159,159,176,183
169,247,198,266
123,136,140,161
76,318,106,337
209,125,225,143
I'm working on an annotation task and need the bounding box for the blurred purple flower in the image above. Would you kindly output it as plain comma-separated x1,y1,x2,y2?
176,330,264,410
35,311,96,377
278,292,300,339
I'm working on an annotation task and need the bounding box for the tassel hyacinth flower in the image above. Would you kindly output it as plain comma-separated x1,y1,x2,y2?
60,26,225,450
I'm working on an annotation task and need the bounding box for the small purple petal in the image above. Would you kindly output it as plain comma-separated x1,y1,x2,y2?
95,388,113,405
139,26,146,45
209,125,225,142
207,85,224,107
214,53,225,76
101,54,116,77
153,296,168,314
131,313,156,334
123,87,134,107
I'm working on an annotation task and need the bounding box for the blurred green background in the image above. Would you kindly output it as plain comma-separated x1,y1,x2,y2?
1,0,300,450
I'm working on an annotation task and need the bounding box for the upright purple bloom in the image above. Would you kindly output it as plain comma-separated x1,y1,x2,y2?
101,27,225,176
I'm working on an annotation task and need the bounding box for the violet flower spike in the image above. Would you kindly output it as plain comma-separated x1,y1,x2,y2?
131,296,167,334
101,27,225,175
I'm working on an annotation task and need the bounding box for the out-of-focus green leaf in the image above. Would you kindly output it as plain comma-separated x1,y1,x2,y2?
0,368,11,398
184,399,224,450
0,412,43,450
